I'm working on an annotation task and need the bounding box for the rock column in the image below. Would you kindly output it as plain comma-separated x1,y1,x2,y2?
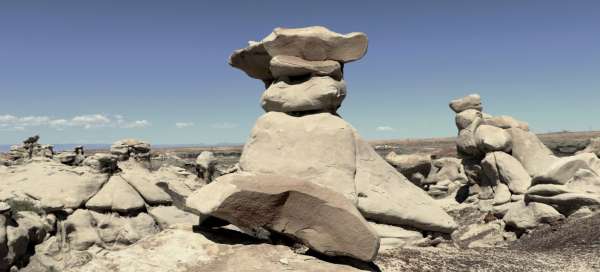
223,26,457,233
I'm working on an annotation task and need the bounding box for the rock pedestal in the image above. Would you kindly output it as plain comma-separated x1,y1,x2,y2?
188,26,457,252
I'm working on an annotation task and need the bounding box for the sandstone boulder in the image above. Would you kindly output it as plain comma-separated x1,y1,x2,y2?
0,160,108,209
122,175,172,205
261,76,346,113
455,109,482,130
240,112,357,200
503,201,563,230
353,134,458,233
425,157,468,185
449,94,482,113
85,175,146,213
481,152,531,194
186,172,379,262
577,137,600,157
507,128,559,177
148,206,199,230
270,55,342,80
474,125,512,153
483,115,529,131
110,139,151,161
493,183,511,205
90,211,159,247
229,26,368,81
457,116,482,156
83,153,119,173
532,153,600,185
64,209,102,250
384,151,432,184
262,26,368,62
368,222,423,252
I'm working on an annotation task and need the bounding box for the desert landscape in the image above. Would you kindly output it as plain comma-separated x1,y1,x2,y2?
1,25,600,272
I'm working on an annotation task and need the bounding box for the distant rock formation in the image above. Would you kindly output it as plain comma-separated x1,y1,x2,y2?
0,137,205,271
448,94,600,232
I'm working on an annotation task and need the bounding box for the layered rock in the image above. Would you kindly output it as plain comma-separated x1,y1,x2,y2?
223,26,456,259
261,76,346,113
229,26,367,82
384,151,432,185
449,93,600,237
110,139,151,161
449,94,482,113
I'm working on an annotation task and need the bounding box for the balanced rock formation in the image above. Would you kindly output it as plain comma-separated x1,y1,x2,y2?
228,26,456,236
448,93,600,236
195,151,217,182
229,26,367,84
110,139,151,162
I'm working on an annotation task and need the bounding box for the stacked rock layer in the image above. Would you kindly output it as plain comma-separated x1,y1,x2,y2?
449,94,600,231
187,26,458,262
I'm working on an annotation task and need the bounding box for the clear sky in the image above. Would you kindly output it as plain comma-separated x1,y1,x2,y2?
1,0,599,145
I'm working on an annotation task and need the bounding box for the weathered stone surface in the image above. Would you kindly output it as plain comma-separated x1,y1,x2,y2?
503,201,563,230
577,137,600,157
449,94,482,113
493,183,511,205
425,157,468,185
456,116,482,156
71,229,365,272
118,170,173,205
526,193,600,215
532,153,600,185
384,151,432,184
240,112,357,200
526,171,600,215
261,76,346,113
481,152,531,194
111,139,151,161
55,152,77,165
90,211,159,247
0,160,108,209
229,26,368,81
85,175,146,213
148,206,199,229
64,209,101,250
82,153,119,173
195,151,216,169
475,125,512,153
124,177,172,206
270,55,342,80
151,165,206,198
455,109,482,130
186,173,380,262
368,222,423,252
354,134,458,233
483,115,529,131
262,26,368,62
566,168,600,194
453,221,506,248
507,128,559,177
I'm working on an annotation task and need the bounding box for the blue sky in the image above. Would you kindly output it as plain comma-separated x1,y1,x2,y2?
1,0,599,145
